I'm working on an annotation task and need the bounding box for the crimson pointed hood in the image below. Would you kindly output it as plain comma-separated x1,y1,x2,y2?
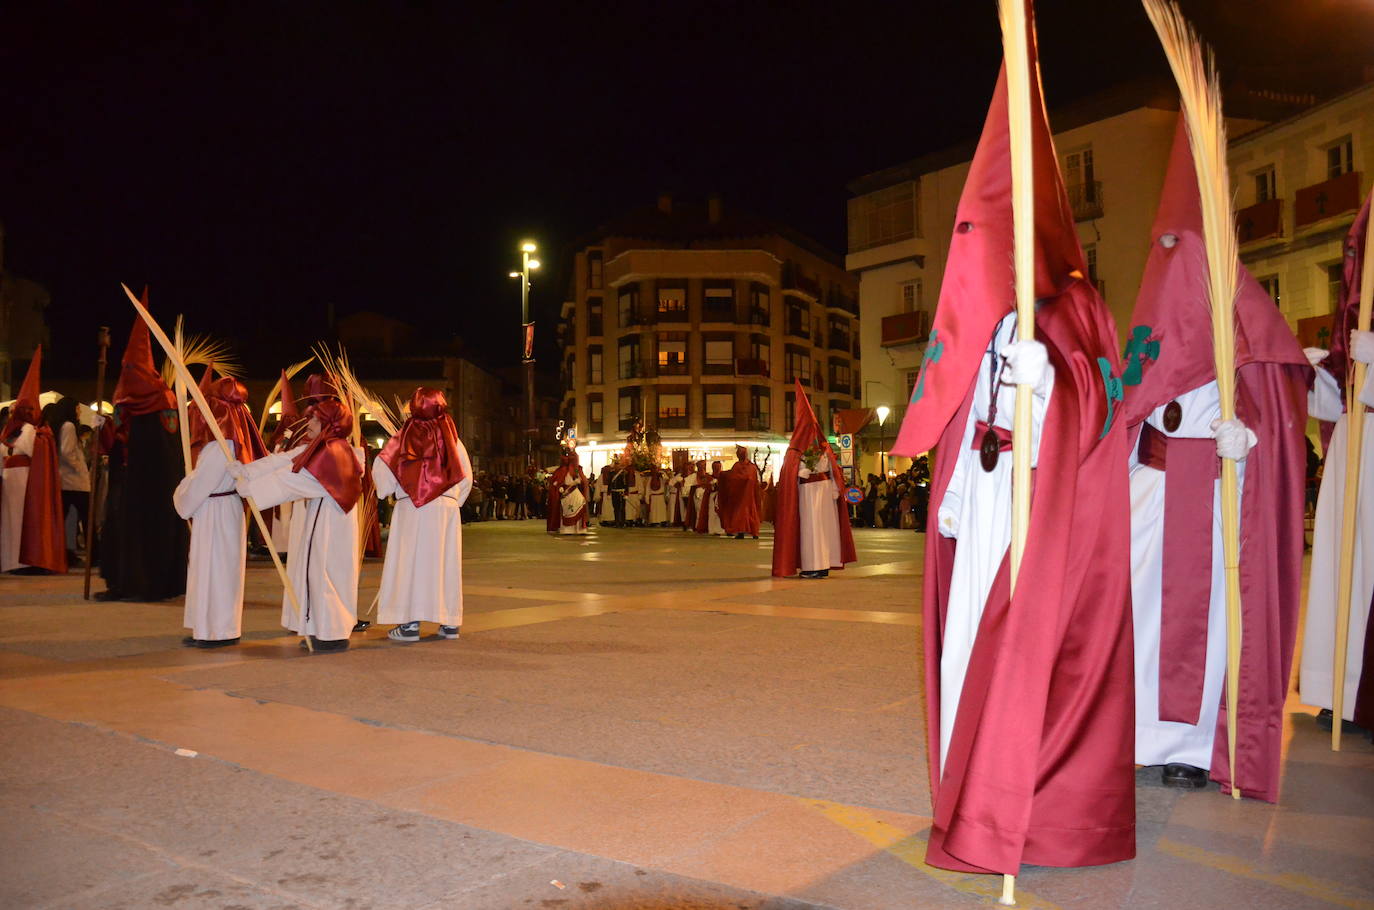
1324,191,1372,402
891,19,1085,457
3,345,44,438
1122,117,1309,425
113,288,175,416
771,381,856,576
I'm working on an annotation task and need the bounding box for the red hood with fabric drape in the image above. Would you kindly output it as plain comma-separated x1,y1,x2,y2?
5,346,67,572
1323,192,1371,408
190,370,270,467
378,387,466,507
770,384,855,576
290,397,361,512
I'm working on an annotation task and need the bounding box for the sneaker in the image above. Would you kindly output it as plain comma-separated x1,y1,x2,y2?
438,625,460,640
388,622,421,642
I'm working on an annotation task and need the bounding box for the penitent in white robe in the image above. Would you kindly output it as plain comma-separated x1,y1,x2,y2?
706,481,724,535
372,441,473,626
1130,382,1237,768
239,445,364,642
559,474,587,534
174,441,248,641
935,314,1052,769
0,423,36,572
1300,366,1374,720
797,453,842,571
646,479,668,524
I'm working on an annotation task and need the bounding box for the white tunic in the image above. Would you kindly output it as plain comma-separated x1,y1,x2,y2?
1130,382,1237,768
628,474,645,522
372,442,472,625
558,473,587,535
935,314,1053,768
174,441,247,641
646,477,668,524
0,423,36,572
239,445,364,641
1300,366,1374,719
706,480,724,534
798,454,842,571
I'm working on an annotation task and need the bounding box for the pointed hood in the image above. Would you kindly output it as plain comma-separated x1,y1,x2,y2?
3,345,44,438
279,370,300,426
1324,190,1372,403
1122,117,1309,425
113,288,176,416
771,381,856,576
891,19,1086,457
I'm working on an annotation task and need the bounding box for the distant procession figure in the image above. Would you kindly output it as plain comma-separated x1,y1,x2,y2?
44,395,89,565
717,444,762,539
235,389,363,652
680,464,700,531
372,387,472,642
550,449,589,534
694,461,724,535
174,370,269,648
1,346,66,574
644,466,668,526
771,385,855,579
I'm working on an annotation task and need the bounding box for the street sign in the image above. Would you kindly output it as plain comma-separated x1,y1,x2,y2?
845,486,864,504
838,433,853,450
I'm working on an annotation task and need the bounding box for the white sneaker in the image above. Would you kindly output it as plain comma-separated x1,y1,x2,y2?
437,625,460,640
388,622,421,642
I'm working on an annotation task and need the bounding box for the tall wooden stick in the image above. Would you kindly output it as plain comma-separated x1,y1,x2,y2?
998,0,1036,900
1143,0,1244,798
119,283,312,651
82,326,111,600
1332,221,1373,750
174,318,192,472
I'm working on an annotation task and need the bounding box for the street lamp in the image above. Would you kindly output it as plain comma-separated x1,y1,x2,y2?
875,405,891,476
510,240,541,467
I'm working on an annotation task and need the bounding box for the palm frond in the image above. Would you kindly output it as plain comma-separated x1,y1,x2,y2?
258,356,316,430
312,342,401,437
161,327,241,385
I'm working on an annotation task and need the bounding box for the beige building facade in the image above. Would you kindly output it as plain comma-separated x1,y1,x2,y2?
558,196,859,477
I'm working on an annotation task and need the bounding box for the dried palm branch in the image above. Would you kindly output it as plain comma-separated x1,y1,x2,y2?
161,328,240,385
258,356,315,431
312,342,402,437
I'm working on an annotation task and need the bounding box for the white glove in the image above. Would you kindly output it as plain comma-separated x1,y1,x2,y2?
1351,330,1374,365
1304,347,1330,367
1000,340,1049,392
225,461,247,480
1211,418,1258,461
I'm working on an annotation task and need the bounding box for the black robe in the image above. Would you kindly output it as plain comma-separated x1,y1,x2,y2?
99,409,189,600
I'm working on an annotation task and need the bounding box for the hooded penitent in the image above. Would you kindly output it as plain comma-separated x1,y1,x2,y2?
290,397,362,512
887,11,1134,874
189,369,270,468
112,292,177,418
771,384,856,576
378,388,466,508
717,444,762,536
1122,117,1311,802
3,346,66,572
1322,194,1371,412
270,370,303,450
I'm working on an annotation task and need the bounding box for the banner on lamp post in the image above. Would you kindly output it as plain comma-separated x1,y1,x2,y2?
523,322,535,362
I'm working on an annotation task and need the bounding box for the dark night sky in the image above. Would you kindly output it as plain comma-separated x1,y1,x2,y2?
5,1,1372,378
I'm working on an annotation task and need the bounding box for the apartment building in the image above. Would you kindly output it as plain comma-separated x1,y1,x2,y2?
557,195,859,475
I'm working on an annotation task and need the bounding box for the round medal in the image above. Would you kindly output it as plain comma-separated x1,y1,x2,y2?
979,427,1001,472
1163,400,1182,433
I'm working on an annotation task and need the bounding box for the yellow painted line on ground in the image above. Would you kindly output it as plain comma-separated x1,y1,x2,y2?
1157,837,1374,910
798,798,1063,910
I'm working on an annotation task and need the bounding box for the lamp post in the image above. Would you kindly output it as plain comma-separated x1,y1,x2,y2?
875,405,891,476
510,241,541,467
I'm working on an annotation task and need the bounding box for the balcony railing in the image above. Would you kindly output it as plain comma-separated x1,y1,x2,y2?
735,357,770,378
783,263,822,298
786,372,812,387
618,415,641,431
1236,198,1283,245
655,306,689,324
748,307,771,327
702,303,736,323
620,311,648,329
656,359,690,377
1067,180,1104,221
1295,170,1362,229
785,319,810,341
735,412,770,432
881,310,931,346
703,413,736,429
826,290,859,316
702,359,735,376
829,380,852,396
828,331,851,351
657,414,690,429
619,359,653,380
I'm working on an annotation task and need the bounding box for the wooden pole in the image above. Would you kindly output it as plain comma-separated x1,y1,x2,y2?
119,283,312,651
174,318,192,473
82,326,111,600
998,0,1035,900
1332,221,1373,750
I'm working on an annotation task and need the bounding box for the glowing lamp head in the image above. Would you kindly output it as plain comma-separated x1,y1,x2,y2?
520,241,537,253
509,271,521,278
876,405,891,426
527,259,541,270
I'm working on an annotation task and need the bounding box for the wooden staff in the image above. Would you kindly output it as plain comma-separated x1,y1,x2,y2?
82,326,111,600
119,283,312,651
174,318,192,472
1332,219,1373,750
997,0,1035,901
1143,0,1244,799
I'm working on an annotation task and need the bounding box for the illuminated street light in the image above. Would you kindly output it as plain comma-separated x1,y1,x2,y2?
520,241,537,253
876,405,891,426
512,240,541,468
527,259,541,270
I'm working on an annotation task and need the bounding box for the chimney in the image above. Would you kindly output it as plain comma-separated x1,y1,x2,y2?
707,193,723,224
657,192,673,215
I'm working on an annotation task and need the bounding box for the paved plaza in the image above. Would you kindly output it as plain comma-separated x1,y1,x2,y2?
1,521,1372,910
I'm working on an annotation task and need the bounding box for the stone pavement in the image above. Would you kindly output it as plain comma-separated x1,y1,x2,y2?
1,521,1371,910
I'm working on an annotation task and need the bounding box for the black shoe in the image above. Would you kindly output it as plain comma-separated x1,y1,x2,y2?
94,589,124,602
197,637,240,649
734,533,745,539
1162,764,1208,788
819,569,830,577
799,570,821,579
352,620,372,633
1315,708,1368,735
182,636,200,648
309,637,350,653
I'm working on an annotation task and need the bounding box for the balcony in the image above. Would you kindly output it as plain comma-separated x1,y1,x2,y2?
656,359,690,377
785,318,810,341
619,359,653,380
701,303,736,324
786,372,812,388
827,289,859,316
748,307,771,327
655,306,689,324
829,380,852,396
702,359,735,376
657,413,690,429
1236,198,1283,245
618,415,641,432
735,357,770,378
881,310,931,346
828,330,851,352
1067,180,1104,221
1295,170,1362,230
620,311,648,330
703,412,736,429
783,263,822,299
734,412,770,432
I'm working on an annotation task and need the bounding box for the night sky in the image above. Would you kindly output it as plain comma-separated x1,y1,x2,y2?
6,1,1372,379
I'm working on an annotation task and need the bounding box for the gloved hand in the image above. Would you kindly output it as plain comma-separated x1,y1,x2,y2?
1211,418,1258,461
1351,330,1374,365
1000,340,1050,393
1304,347,1330,367
225,460,247,480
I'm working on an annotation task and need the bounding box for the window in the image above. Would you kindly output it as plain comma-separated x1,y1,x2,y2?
905,369,920,401
750,336,771,370
703,284,735,320
786,300,809,339
1085,243,1100,286
847,180,919,253
1065,147,1095,190
1329,262,1345,308
618,337,642,379
785,391,796,432
1327,138,1353,180
657,332,688,375
588,396,604,434
587,299,603,336
618,286,639,328
814,361,824,391
587,346,603,385
785,351,810,385
703,338,734,374
1254,166,1276,203
657,285,687,321
829,360,852,394
587,251,603,289
749,284,771,326
1257,275,1281,308
900,279,923,313
658,393,687,420
750,387,770,428
828,315,850,350
705,392,734,427
618,387,640,430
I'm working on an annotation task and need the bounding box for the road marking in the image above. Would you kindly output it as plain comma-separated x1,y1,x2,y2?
1156,837,1374,910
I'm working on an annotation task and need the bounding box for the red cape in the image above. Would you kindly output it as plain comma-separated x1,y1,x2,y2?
548,456,589,529
6,348,66,573
890,34,1133,872
693,471,719,534
771,384,856,576
717,459,761,536
1122,118,1311,802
